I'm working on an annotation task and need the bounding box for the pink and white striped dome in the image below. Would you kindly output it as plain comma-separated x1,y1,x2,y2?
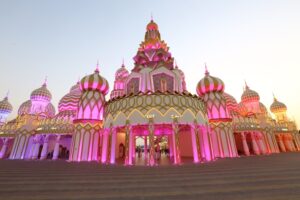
223,92,238,112
80,68,109,95
196,69,224,96
115,63,129,79
58,82,81,113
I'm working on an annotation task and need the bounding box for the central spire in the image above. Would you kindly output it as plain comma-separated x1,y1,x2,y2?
132,18,174,72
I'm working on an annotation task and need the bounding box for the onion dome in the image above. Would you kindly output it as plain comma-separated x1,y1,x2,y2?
0,96,13,113
80,63,109,95
259,102,268,115
241,82,259,103
115,62,129,79
45,103,55,117
223,92,238,112
237,102,248,116
18,100,32,115
58,82,82,113
147,20,158,31
30,82,52,102
270,96,287,113
196,66,225,96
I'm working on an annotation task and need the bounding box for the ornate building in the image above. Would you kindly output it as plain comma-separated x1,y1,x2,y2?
0,19,299,165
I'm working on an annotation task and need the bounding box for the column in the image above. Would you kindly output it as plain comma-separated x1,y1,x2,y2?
40,135,49,160
172,120,181,165
241,132,250,156
262,132,271,154
101,130,109,163
0,138,8,159
128,129,133,165
202,125,214,161
124,122,130,165
52,135,61,160
251,132,260,155
257,132,266,154
144,136,148,160
148,120,155,166
110,128,117,164
27,140,35,160
132,135,136,160
32,136,41,160
191,125,199,163
168,134,173,158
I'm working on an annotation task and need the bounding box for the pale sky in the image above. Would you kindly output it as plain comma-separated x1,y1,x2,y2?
0,0,300,127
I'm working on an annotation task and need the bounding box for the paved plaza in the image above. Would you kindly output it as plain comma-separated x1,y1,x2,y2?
0,153,300,200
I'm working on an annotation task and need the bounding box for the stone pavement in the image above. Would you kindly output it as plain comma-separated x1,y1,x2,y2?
0,153,300,200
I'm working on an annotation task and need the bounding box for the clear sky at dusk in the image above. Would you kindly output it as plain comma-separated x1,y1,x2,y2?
0,0,300,126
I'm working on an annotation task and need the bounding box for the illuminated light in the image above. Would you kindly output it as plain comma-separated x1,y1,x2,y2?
145,114,155,119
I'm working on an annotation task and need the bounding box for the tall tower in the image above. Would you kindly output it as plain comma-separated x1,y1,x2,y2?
196,66,238,158
110,62,129,99
132,19,174,72
0,94,13,125
70,63,109,161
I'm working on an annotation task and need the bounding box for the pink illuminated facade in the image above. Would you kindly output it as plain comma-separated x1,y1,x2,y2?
0,19,299,165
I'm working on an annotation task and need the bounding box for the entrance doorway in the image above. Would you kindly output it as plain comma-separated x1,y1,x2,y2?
134,135,171,166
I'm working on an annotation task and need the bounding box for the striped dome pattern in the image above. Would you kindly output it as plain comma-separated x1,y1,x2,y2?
223,92,238,112
80,70,109,95
115,64,129,79
241,85,259,103
0,97,13,113
58,82,82,113
31,84,52,102
270,98,287,113
18,100,32,115
197,71,224,96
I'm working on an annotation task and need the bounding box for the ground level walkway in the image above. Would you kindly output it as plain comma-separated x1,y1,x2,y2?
0,153,300,200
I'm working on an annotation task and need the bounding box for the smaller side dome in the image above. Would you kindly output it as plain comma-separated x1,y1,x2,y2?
223,92,238,112
270,97,287,113
115,63,129,79
0,96,13,113
58,82,82,113
18,100,32,115
241,83,259,103
196,66,224,96
80,65,109,95
31,83,52,102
